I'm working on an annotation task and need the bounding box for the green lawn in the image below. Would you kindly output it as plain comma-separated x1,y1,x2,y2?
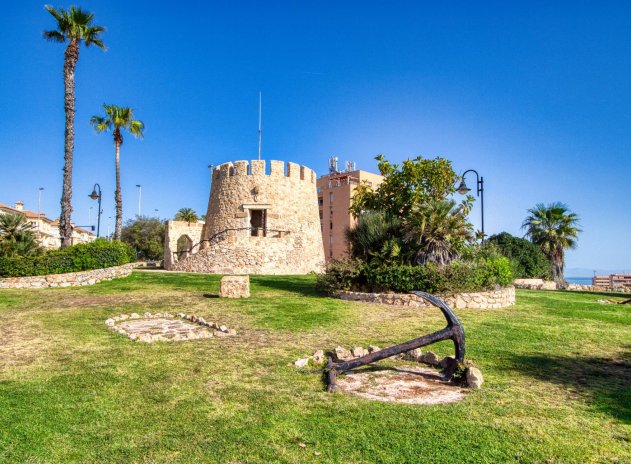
0,271,629,463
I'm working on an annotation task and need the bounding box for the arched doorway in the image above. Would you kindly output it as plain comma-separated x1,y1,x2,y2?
176,235,193,261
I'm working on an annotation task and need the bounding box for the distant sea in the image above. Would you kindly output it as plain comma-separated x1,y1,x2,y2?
566,277,592,285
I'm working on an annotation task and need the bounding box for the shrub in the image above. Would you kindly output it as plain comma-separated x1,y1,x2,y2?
318,256,512,295
0,239,136,277
487,232,552,279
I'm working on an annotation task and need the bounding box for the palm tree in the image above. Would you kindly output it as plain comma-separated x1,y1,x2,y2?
0,213,42,258
175,208,199,224
346,211,408,265
522,202,581,286
43,6,105,248
90,105,145,241
404,199,474,266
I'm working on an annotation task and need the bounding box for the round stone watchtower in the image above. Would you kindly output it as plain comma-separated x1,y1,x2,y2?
164,160,325,275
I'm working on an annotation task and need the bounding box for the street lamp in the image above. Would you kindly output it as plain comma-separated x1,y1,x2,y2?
136,184,142,217
457,169,485,238
88,183,102,238
208,164,214,186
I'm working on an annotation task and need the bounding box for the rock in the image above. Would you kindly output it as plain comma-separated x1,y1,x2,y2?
439,356,456,368
466,367,484,389
312,350,325,364
198,317,207,325
105,319,115,326
219,325,229,333
421,351,440,366
144,312,152,318
220,275,250,298
352,347,368,358
333,346,353,362
130,313,140,319
294,358,310,368
403,348,423,362
228,329,237,336
367,345,381,353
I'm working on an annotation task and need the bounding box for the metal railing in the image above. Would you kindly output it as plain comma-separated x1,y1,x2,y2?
173,227,291,259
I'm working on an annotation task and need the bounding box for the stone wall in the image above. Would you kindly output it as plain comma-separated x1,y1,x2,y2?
165,159,325,275
337,286,515,309
163,221,205,270
565,283,630,293
0,263,136,289
513,278,557,290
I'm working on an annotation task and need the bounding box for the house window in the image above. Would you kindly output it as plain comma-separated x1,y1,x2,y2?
329,192,333,203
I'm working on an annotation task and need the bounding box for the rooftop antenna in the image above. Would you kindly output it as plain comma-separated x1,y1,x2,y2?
258,92,262,161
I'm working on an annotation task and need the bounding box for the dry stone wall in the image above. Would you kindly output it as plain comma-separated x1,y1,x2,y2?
0,263,136,289
163,221,205,269
166,160,325,275
337,286,515,309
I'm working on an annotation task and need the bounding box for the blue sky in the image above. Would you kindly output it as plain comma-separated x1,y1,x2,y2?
1,1,630,272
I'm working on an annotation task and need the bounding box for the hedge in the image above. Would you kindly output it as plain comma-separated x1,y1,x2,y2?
0,239,136,278
316,257,512,295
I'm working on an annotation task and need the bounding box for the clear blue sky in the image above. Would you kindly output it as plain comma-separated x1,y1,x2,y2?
1,1,630,272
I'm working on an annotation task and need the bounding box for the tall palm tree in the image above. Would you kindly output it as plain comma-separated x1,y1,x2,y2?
90,105,145,240
404,199,474,266
43,6,105,248
175,208,199,224
522,202,581,286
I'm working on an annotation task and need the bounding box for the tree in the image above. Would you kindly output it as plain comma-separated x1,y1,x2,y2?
90,104,145,241
120,216,165,260
487,232,552,279
175,208,199,223
522,203,581,286
44,5,105,248
346,212,409,265
0,213,42,258
404,199,474,266
350,154,471,218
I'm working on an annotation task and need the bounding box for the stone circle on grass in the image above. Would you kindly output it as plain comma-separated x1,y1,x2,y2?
335,366,468,405
105,312,236,343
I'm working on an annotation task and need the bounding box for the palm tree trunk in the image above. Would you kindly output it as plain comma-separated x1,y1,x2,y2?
114,142,123,240
59,39,79,248
552,247,565,288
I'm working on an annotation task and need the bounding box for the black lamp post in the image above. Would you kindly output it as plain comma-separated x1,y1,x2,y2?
456,169,485,238
88,183,102,238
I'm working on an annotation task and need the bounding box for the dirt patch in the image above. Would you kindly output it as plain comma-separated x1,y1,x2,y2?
336,365,467,405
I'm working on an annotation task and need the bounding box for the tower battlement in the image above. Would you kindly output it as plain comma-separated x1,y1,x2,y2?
212,160,315,183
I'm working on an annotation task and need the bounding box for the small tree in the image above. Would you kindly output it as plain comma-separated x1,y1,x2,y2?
350,154,471,218
487,232,552,279
522,203,581,286
120,216,165,260
175,208,199,223
404,199,474,266
0,213,42,258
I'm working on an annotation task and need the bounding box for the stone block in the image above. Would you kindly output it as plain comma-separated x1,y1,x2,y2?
220,275,250,298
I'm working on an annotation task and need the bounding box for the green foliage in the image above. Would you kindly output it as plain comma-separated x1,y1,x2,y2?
0,213,43,258
488,232,552,279
405,199,474,266
316,259,368,294
522,202,581,284
175,208,199,223
318,255,512,294
43,5,106,49
0,239,135,277
350,154,471,218
120,216,165,260
346,212,410,265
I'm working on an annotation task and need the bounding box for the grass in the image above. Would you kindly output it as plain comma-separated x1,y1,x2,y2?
0,271,629,463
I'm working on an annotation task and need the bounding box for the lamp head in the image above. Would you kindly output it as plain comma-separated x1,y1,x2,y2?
456,180,471,195
89,189,99,200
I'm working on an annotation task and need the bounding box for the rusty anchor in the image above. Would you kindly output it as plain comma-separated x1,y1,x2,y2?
325,291,466,392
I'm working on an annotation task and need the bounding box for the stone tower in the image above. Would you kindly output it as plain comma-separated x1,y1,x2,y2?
164,160,325,274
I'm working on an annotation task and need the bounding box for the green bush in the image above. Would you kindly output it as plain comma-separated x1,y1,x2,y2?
318,256,512,295
0,239,136,277
487,232,552,279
